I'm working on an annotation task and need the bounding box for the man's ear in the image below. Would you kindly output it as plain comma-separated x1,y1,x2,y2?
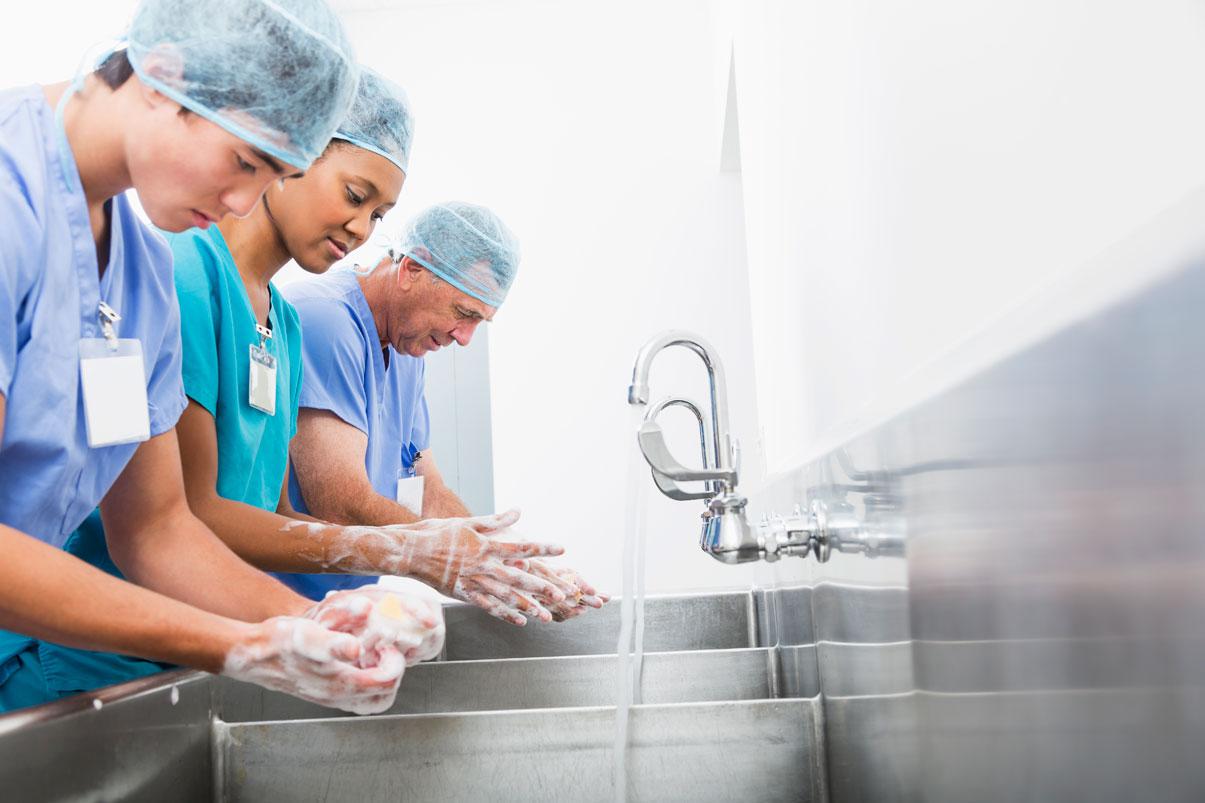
397,255,427,289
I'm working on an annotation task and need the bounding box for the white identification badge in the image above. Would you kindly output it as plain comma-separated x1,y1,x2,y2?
248,343,277,415
79,338,151,448
396,474,425,515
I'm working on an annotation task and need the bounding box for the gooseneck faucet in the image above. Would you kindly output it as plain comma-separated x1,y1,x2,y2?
627,330,759,563
628,330,897,564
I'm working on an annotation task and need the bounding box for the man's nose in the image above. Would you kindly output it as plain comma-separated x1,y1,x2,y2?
223,176,270,219
451,320,480,347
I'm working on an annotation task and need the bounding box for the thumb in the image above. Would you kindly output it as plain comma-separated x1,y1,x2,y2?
329,632,362,664
471,508,521,533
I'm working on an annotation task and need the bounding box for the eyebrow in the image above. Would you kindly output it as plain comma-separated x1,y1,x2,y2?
251,147,298,177
352,174,381,198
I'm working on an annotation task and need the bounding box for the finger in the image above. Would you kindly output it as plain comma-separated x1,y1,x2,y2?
468,508,521,534
331,662,403,696
463,589,528,626
487,564,567,602
488,540,565,560
328,632,362,665
517,560,579,595
391,594,443,629
552,605,588,622
311,594,374,632
370,646,407,677
475,577,553,624
561,570,597,597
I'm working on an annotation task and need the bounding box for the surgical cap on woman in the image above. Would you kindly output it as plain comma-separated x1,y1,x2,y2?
125,0,358,171
335,67,414,174
396,203,520,308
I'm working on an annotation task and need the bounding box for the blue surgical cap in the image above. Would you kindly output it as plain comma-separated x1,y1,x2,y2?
335,68,414,174
396,203,520,308
125,0,358,171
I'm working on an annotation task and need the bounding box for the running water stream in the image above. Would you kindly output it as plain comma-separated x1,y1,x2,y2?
613,404,650,803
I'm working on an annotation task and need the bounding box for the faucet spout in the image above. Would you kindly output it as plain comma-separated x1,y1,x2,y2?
627,330,735,487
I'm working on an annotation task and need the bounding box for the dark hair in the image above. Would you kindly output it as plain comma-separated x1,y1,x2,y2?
95,49,135,90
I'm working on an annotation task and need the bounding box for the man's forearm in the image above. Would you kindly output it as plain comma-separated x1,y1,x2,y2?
423,480,471,518
0,524,248,672
107,505,312,622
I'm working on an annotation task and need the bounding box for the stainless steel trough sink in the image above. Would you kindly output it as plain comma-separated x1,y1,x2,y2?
0,590,822,802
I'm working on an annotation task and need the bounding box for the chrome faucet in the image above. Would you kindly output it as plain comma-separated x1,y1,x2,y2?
627,330,759,563
628,330,898,564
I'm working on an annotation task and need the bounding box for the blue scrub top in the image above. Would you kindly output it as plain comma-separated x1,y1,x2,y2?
0,86,187,696
279,270,430,599
0,229,306,709
0,86,187,547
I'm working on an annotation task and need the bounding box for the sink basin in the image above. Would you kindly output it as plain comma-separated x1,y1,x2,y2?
215,698,823,803
0,590,821,802
441,589,762,660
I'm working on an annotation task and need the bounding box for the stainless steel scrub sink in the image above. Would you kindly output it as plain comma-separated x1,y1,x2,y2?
0,590,823,802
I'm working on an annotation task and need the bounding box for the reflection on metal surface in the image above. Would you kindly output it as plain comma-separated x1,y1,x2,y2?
215,647,780,721
0,670,211,802
758,262,1205,801
216,699,824,803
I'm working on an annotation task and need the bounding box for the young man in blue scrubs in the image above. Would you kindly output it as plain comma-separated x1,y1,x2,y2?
0,0,435,715
286,203,608,624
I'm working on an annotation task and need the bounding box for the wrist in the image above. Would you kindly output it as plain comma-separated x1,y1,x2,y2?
210,619,260,674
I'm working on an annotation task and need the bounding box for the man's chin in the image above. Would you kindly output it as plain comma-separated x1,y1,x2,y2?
148,208,192,233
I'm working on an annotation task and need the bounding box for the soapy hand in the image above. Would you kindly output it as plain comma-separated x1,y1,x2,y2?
304,510,569,626
392,509,569,626
221,616,405,716
306,586,445,666
504,559,609,621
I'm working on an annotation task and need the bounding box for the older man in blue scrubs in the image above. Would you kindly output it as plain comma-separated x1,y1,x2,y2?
285,203,607,624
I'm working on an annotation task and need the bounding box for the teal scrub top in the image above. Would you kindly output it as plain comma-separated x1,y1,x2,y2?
167,226,304,510
0,227,304,710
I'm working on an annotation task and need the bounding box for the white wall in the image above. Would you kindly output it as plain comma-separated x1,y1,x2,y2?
717,0,1205,472
331,0,767,595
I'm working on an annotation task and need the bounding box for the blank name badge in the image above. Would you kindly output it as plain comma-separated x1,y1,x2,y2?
79,338,151,448
248,344,277,415
396,474,425,515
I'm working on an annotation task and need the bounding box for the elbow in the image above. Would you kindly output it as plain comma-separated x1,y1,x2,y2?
297,487,356,525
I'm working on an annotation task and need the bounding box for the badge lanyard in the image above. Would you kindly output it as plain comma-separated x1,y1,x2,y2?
79,301,151,447
248,320,277,415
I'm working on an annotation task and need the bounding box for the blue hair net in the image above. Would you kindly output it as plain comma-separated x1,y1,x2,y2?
335,67,414,174
125,0,358,171
396,203,520,308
